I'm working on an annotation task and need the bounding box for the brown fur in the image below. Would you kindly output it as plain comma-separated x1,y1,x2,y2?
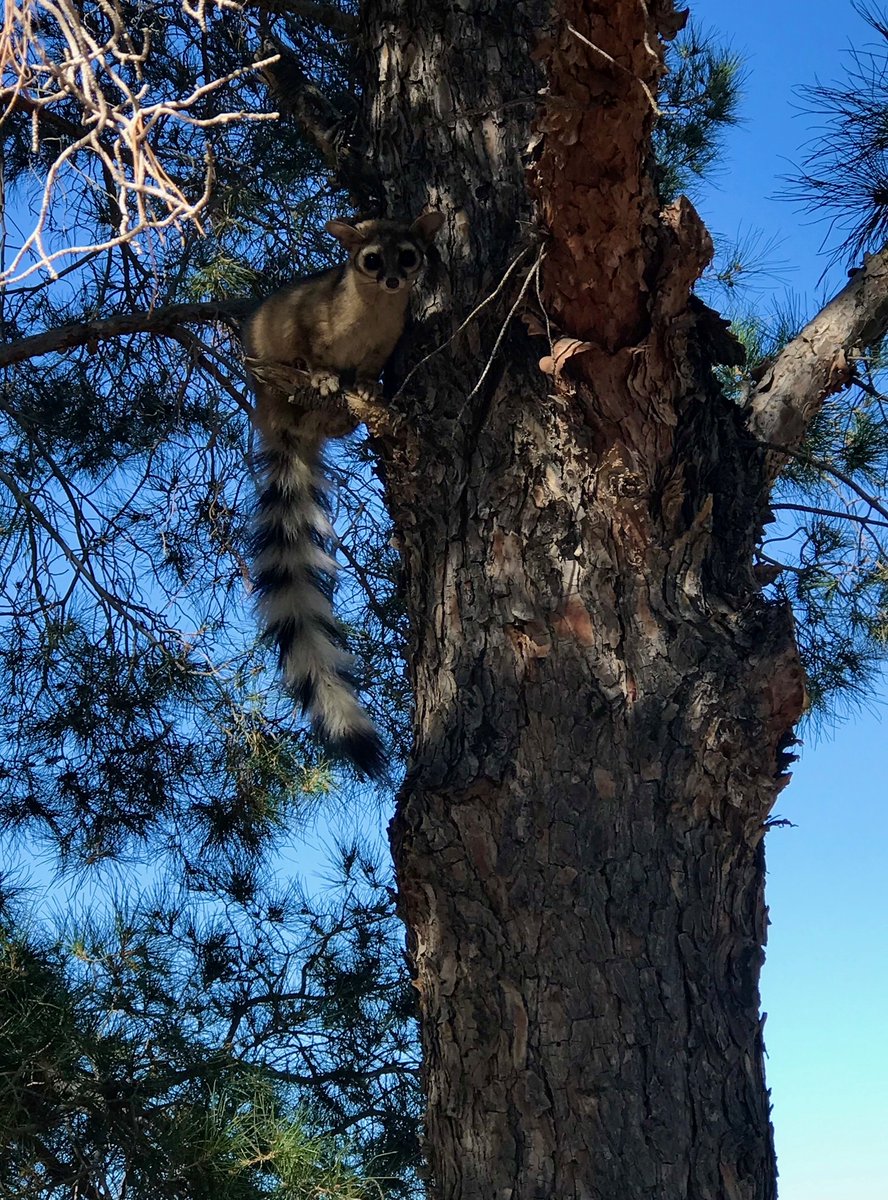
243,212,444,777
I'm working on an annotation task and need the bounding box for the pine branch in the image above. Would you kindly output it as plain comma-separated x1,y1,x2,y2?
0,300,253,366
748,246,888,483
776,4,888,266
771,501,888,530
0,464,161,639
242,0,357,38
258,35,379,195
763,439,888,525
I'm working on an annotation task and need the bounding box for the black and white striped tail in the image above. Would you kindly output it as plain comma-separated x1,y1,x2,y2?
252,443,385,779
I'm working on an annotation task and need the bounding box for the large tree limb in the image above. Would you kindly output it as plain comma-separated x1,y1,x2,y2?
748,245,888,483
0,300,253,367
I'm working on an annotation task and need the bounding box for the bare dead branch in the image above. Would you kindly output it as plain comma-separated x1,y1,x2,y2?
0,1,280,282
748,246,888,483
0,300,253,366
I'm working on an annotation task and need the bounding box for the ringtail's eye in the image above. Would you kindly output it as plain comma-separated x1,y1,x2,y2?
398,249,419,270
362,252,382,272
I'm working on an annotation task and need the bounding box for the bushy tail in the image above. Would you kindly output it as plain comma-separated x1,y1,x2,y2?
252,439,385,778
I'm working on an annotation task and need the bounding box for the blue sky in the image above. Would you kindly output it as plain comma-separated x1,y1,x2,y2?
690,2,888,1197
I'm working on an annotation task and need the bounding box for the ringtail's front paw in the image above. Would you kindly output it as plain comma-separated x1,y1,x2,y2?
345,381,383,424
310,369,341,397
351,381,381,404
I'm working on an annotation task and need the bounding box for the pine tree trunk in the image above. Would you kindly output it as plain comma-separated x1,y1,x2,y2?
357,3,806,1196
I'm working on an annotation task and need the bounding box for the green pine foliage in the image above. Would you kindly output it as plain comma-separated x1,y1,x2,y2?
653,21,745,202
764,0,888,720
656,5,888,724
770,360,888,718
780,2,888,266
0,845,418,1198
655,10,888,719
1,4,415,1197
711,305,888,718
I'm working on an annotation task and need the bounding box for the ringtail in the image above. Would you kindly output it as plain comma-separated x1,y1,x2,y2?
244,212,444,778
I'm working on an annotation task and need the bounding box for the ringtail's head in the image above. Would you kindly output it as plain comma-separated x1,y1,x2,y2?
325,212,444,293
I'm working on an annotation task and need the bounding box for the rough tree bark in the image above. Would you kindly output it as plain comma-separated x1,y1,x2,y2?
324,2,883,1198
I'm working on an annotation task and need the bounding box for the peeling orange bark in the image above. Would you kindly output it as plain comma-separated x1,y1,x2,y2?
528,1,674,350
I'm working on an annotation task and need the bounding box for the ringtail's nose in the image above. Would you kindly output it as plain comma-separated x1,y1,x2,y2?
385,276,400,290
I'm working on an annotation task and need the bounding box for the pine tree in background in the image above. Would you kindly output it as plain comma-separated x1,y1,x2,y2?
3,2,888,1198
0,845,421,1198
1,6,418,1193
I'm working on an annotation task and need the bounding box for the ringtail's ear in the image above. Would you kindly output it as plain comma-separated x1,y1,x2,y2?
325,219,369,252
411,211,445,242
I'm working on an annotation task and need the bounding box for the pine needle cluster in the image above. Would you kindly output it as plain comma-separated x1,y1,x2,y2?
780,2,888,266
653,21,745,202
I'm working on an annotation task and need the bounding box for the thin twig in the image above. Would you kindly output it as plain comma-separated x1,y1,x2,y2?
771,501,888,530
391,243,536,402
565,21,660,116
764,440,888,525
459,245,544,416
